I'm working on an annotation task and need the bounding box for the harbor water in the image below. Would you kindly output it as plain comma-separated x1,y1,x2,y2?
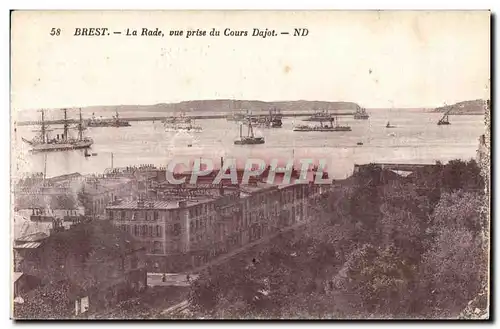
13,108,486,179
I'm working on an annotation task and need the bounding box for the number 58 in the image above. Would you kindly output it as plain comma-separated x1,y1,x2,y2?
50,28,61,36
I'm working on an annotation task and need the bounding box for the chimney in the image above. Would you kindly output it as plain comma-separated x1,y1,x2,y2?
178,200,187,208
148,201,154,208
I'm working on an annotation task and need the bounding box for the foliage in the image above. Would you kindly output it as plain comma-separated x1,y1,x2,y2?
14,281,73,319
188,160,488,319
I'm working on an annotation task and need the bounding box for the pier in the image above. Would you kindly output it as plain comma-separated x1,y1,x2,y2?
15,111,357,126
354,163,438,173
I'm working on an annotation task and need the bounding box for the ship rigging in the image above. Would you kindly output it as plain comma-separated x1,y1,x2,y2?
234,119,265,145
22,109,93,152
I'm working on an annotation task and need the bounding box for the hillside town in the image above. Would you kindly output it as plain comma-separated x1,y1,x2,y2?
12,128,489,318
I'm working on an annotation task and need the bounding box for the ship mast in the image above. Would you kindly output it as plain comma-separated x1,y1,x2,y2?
248,120,255,138
61,109,69,141
38,110,46,143
43,153,47,180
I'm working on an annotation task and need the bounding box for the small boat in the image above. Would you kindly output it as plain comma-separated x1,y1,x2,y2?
357,142,363,145
84,148,97,157
437,114,450,125
386,122,396,128
234,120,265,145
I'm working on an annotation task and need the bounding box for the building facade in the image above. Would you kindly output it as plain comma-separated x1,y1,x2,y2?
106,181,326,272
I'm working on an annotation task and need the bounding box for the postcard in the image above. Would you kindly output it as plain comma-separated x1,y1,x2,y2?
10,10,490,319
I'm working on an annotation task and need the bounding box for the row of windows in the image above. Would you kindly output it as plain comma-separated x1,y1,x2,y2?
119,224,163,238
189,215,216,233
189,204,215,218
112,210,180,222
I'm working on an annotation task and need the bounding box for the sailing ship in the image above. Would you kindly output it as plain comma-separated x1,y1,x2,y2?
294,117,351,132
437,111,451,125
22,109,93,152
269,108,283,128
354,107,370,120
234,120,265,145
303,109,334,122
87,110,131,127
248,108,283,128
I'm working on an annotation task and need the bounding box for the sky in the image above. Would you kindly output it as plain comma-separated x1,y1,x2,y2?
11,10,490,110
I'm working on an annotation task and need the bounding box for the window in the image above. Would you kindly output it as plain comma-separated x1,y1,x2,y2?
156,225,162,237
121,210,125,221
173,223,181,236
153,241,162,254
142,225,147,236
148,225,153,237
154,211,159,221
134,225,139,236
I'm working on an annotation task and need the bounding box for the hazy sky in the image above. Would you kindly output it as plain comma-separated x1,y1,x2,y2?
11,10,490,110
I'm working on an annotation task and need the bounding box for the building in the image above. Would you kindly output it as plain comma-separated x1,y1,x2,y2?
106,177,326,272
14,220,146,318
79,175,136,219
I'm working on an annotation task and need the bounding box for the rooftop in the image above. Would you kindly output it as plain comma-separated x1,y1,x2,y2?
239,182,279,194
13,272,23,283
16,232,49,243
14,242,43,249
106,199,179,210
106,195,224,210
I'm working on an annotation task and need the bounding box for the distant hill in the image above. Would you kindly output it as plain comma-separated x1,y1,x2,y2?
82,99,362,114
433,99,487,115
